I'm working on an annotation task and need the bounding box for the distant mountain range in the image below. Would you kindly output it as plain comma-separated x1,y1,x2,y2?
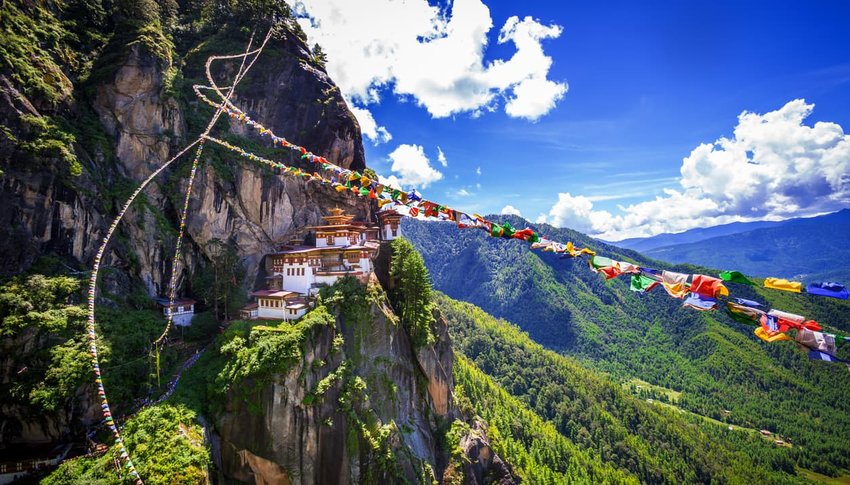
620,209,850,279
609,220,788,252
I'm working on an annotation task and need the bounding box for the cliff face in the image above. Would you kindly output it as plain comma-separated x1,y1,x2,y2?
0,4,369,449
0,17,366,292
214,272,512,484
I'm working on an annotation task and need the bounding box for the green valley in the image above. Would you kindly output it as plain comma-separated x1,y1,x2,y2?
404,217,850,476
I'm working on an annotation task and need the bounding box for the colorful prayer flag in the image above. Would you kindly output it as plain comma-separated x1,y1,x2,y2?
719,270,755,285
690,274,730,298
806,282,849,300
764,277,802,293
726,302,763,325
734,297,763,308
754,326,791,343
683,293,717,311
661,271,689,299
630,274,659,293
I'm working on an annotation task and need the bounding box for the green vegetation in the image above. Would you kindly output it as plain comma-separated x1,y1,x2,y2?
214,306,335,399
455,357,639,484
439,293,806,484
192,238,247,320
405,215,850,476
0,1,75,106
389,238,436,346
1,275,88,413
45,404,209,484
18,113,82,176
95,306,182,406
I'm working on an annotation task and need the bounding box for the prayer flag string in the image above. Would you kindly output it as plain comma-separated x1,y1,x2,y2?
193,82,850,370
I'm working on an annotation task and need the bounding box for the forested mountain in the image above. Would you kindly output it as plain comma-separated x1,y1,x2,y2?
403,215,850,477
638,209,850,280
443,294,807,483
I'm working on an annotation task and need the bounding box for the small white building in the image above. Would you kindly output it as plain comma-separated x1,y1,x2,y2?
378,209,403,240
157,298,196,327
239,303,259,320
252,290,311,321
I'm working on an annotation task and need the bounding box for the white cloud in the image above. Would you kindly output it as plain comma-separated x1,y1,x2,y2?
546,193,613,234
350,105,392,144
500,204,522,216
476,166,482,175
541,100,850,240
294,0,567,120
535,213,548,224
452,188,472,197
437,146,448,167
385,144,444,189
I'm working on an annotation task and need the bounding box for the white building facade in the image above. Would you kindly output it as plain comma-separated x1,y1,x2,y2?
158,299,195,327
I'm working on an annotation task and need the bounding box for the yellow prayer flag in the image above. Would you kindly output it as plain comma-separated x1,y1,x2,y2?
754,327,792,343
764,277,802,293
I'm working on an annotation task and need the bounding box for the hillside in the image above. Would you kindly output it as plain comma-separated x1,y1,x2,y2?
639,209,850,280
403,215,850,476
442,293,808,483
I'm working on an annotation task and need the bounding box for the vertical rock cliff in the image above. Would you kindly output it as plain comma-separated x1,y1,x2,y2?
0,4,367,292
212,268,513,484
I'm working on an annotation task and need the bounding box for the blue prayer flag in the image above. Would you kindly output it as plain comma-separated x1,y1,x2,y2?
683,293,717,311
734,297,764,308
806,282,849,300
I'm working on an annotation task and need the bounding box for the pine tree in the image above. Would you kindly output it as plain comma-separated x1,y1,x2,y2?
389,238,434,346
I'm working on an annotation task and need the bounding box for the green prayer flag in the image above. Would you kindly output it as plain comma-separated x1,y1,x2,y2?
719,270,755,286
501,222,516,238
591,255,615,269
727,310,759,326
630,274,657,292
528,232,540,243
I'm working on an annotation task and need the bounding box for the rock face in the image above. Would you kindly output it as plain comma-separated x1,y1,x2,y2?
214,261,515,484
216,277,455,484
0,22,366,289
0,13,370,449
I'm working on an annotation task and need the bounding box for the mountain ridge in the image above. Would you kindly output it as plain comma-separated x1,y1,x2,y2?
641,208,850,279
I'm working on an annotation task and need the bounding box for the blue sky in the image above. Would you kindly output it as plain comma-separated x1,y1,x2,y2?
294,0,850,239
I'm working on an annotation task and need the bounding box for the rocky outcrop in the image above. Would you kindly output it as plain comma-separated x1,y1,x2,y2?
216,284,453,484
0,326,101,445
457,419,515,485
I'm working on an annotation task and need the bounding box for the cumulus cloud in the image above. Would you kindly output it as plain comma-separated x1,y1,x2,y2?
545,193,613,234
350,105,392,144
476,166,482,175
437,146,448,167
294,0,567,120
541,100,850,240
384,144,444,189
501,204,522,216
